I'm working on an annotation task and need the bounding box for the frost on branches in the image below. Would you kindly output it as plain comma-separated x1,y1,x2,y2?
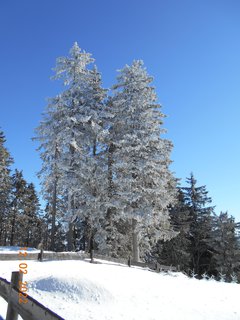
109,60,177,261
36,46,177,258
36,43,107,251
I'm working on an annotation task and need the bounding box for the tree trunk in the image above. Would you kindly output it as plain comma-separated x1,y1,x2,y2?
67,221,74,251
51,143,60,251
50,178,57,251
107,143,114,197
89,231,94,262
105,142,115,251
10,213,16,246
0,214,3,245
132,218,140,262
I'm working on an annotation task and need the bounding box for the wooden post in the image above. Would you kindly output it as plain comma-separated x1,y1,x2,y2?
89,234,94,263
90,249,94,263
6,271,23,320
128,256,131,267
38,249,43,262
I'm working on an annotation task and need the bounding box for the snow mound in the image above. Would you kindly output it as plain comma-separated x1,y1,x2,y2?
1,259,240,320
30,276,113,303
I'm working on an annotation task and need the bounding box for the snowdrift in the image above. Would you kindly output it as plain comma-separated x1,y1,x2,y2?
0,258,239,320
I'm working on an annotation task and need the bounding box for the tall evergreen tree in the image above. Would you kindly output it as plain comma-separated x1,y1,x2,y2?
6,170,43,247
0,130,13,245
18,182,42,247
35,96,65,251
96,96,131,257
36,43,107,251
211,212,240,280
156,189,191,270
8,170,27,246
109,60,177,261
182,173,215,275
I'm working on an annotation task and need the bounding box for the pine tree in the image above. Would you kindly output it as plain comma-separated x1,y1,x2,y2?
182,173,215,275
109,60,177,261
0,130,13,245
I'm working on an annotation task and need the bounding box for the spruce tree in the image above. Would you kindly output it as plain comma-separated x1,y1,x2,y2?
8,170,27,246
36,43,107,251
35,96,64,251
110,60,177,261
182,173,215,275
96,97,126,257
211,212,240,280
18,183,42,247
156,189,191,270
6,170,43,247
0,130,13,245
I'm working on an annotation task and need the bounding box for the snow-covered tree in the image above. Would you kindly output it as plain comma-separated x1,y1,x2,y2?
35,94,66,250
109,60,177,261
36,43,107,251
96,96,132,257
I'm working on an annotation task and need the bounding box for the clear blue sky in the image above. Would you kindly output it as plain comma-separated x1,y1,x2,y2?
0,0,240,219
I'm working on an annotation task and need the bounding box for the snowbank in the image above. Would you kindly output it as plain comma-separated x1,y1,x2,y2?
0,246,39,253
0,259,239,320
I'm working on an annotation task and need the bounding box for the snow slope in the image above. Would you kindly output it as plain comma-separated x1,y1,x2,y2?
0,259,239,320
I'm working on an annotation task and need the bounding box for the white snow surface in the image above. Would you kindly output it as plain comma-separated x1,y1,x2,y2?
0,246,39,253
0,258,239,320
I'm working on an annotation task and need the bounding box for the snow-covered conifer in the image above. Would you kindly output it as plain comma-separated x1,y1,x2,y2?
35,94,66,250
219,271,226,282
109,60,177,261
230,272,238,284
36,43,107,251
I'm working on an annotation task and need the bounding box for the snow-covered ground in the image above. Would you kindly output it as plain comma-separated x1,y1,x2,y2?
0,246,39,253
0,257,239,320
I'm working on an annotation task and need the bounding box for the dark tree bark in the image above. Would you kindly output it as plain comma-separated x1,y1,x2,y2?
132,218,140,262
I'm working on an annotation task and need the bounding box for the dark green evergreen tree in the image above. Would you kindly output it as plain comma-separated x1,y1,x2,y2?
156,189,191,270
18,182,42,247
8,170,27,245
7,170,43,247
182,173,215,276
211,212,240,281
0,130,13,245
